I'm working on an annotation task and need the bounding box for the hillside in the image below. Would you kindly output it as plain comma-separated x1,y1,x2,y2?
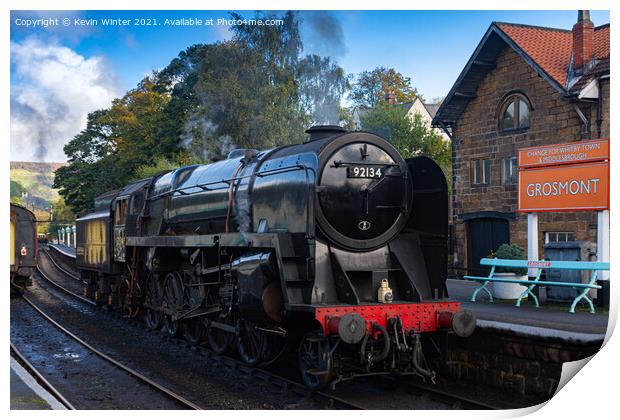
10,161,66,211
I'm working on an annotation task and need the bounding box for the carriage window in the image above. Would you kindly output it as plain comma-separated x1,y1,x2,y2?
130,195,143,215
114,199,128,225
499,94,531,132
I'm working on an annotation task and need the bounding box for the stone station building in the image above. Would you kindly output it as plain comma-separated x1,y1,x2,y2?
432,11,610,274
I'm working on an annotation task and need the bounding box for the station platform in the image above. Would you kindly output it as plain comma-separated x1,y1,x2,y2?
10,357,65,410
47,243,76,258
447,279,608,342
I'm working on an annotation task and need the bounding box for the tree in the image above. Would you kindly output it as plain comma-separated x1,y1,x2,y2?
360,104,451,179
350,67,419,108
48,197,75,239
55,77,172,214
55,11,353,212
296,54,351,126
10,180,25,205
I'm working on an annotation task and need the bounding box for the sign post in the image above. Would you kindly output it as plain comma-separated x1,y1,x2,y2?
597,210,610,281
527,214,538,277
518,139,610,281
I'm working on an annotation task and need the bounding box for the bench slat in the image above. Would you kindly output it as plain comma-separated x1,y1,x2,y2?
479,258,609,271
464,276,601,289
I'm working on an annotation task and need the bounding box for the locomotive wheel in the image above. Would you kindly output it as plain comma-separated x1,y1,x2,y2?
118,280,134,318
146,309,162,331
299,332,332,390
235,319,266,366
162,272,183,337
183,321,205,345
145,274,163,330
206,321,232,355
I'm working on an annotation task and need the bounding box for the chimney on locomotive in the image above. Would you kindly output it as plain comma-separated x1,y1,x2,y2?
305,125,347,143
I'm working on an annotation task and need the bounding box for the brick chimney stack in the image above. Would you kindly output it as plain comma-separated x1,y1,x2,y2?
572,10,594,72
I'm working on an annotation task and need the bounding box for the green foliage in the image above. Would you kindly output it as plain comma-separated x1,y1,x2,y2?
350,67,419,108
360,105,451,180
48,197,75,239
296,54,351,126
55,77,173,214
492,243,528,275
10,180,25,202
10,168,59,206
134,153,201,179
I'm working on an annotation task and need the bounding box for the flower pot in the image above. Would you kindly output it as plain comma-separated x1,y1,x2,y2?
492,273,527,300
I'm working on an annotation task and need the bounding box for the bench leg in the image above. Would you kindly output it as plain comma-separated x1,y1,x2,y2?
516,285,539,308
471,281,493,303
570,289,595,314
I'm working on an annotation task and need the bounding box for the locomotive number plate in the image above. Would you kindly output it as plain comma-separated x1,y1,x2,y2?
347,166,383,179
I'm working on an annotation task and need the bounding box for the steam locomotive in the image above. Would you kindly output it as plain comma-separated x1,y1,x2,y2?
75,126,475,389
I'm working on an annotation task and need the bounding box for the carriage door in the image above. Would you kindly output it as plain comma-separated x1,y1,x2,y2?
114,197,129,262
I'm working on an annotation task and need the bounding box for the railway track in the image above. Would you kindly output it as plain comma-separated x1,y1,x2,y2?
16,294,203,410
10,342,75,410
30,251,365,409
37,248,499,410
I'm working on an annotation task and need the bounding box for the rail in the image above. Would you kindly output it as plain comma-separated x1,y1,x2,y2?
10,342,76,410
36,252,363,409
19,294,203,410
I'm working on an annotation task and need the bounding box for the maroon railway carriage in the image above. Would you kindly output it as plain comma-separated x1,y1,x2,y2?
10,203,37,291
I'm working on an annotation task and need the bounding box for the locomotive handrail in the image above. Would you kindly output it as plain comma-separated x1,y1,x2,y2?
464,258,610,313
331,161,400,167
147,164,313,201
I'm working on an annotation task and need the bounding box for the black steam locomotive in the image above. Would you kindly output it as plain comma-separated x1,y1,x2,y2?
76,126,474,389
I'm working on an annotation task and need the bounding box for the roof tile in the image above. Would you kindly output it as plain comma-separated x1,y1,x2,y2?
497,22,610,87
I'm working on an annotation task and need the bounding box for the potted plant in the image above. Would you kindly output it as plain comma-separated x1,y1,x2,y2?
491,243,528,300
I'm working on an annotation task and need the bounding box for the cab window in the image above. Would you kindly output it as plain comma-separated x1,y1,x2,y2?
114,198,128,225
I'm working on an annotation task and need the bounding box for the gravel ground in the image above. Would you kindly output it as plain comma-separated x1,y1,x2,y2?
11,298,186,409
14,273,322,409
38,251,84,297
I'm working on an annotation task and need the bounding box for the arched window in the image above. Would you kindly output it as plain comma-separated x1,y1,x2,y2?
499,94,531,132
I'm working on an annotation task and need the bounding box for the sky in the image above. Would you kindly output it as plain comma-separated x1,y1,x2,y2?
10,9,611,162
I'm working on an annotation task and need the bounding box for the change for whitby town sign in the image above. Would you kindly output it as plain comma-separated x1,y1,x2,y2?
518,139,609,212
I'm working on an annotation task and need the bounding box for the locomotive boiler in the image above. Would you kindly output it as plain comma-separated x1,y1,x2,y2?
76,126,475,389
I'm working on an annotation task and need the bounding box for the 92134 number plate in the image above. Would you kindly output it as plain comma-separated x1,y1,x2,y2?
347,166,383,179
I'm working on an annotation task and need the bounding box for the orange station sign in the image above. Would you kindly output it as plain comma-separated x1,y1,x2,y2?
518,139,609,168
518,139,609,213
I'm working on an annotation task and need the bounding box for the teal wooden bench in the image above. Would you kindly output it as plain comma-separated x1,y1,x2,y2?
464,258,610,313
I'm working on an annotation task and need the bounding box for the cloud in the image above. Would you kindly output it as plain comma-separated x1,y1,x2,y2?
10,37,121,162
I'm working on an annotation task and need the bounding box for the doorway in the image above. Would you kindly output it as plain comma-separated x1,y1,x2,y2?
466,218,510,275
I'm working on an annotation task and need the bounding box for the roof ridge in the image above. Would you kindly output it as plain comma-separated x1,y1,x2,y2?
493,21,572,33
595,23,610,30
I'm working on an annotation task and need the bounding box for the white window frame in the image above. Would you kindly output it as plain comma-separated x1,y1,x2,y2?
503,157,518,185
545,231,576,243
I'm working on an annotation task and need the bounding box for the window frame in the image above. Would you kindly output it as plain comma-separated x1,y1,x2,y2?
471,159,491,186
544,231,576,243
114,197,129,226
502,157,518,185
498,93,532,133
